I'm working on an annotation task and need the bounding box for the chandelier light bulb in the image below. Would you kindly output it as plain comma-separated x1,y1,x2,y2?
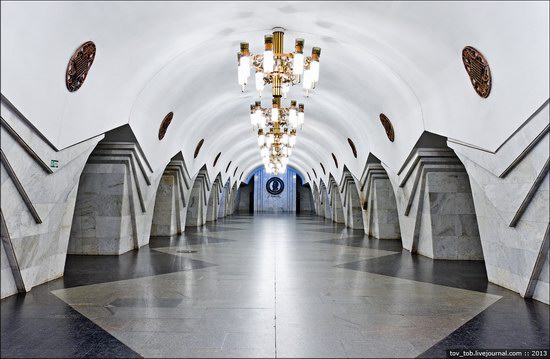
257,131,265,147
282,132,289,145
263,35,274,73
266,133,274,146
311,47,321,82
303,69,313,92
289,133,297,147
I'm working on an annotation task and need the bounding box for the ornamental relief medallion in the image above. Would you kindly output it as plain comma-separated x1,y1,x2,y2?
66,41,96,92
462,46,492,98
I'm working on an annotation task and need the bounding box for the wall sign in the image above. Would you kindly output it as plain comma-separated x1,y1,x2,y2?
266,177,284,195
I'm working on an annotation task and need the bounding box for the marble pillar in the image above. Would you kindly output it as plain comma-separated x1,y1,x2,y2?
185,168,211,227
359,163,400,239
384,148,483,260
339,170,364,229
150,159,191,236
328,177,345,224
68,142,160,255
206,177,223,222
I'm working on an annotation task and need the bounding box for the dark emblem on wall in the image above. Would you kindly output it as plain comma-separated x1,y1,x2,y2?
66,41,96,92
462,46,491,98
379,113,395,142
158,112,173,140
266,177,284,195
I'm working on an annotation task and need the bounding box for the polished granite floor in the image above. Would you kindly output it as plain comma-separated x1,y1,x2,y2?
1,214,548,358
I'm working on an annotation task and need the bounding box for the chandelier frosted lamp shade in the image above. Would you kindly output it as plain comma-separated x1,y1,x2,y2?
289,130,297,147
266,133,275,146
257,129,265,146
237,30,321,97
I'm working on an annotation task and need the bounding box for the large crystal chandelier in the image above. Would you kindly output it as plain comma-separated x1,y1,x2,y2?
238,28,321,175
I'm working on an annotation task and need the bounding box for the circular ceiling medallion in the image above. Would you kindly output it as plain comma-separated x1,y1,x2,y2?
379,113,395,142
158,112,173,140
266,177,284,195
66,41,96,92
462,46,491,98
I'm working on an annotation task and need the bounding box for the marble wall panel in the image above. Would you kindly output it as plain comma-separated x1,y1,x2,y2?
185,168,211,227
384,148,483,260
449,101,549,303
339,172,364,229
359,163,400,239
151,174,177,236
1,99,102,297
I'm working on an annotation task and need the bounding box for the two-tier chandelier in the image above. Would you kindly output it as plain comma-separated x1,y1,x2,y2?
238,28,321,175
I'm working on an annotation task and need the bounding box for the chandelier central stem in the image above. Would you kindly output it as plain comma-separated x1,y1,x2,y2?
273,31,284,55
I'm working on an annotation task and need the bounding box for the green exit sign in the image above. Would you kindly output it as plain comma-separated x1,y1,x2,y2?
50,160,59,168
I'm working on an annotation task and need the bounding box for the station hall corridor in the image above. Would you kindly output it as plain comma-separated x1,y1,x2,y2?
1,214,548,358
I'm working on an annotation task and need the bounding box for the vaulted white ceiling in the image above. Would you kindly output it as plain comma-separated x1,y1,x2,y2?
1,1,548,186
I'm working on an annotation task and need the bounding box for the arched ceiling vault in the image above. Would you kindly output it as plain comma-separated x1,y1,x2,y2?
1,2,548,185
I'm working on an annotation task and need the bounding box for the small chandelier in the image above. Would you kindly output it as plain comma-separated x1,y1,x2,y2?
250,99,305,131
238,28,321,175
237,29,321,97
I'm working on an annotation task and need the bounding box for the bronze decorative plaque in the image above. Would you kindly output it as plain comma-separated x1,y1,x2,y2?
66,41,96,92
462,46,491,98
158,112,173,140
379,113,395,142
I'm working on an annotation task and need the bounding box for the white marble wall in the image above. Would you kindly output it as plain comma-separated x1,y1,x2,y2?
359,163,401,239
254,167,297,213
449,101,549,304
68,142,161,255
1,99,102,298
185,168,211,227
384,148,483,260
339,171,364,229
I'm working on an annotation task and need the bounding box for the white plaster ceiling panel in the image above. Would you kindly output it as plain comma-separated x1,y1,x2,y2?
1,1,548,183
